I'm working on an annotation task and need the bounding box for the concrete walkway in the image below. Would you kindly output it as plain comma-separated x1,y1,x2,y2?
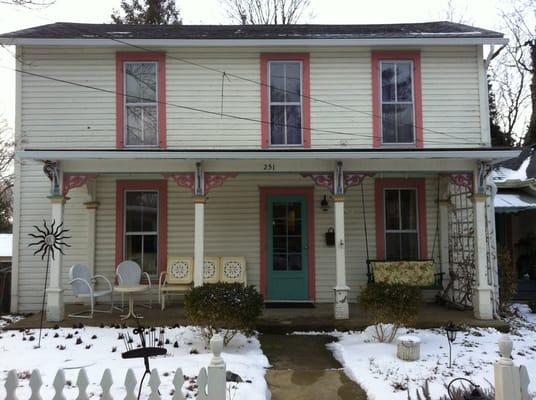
260,334,367,400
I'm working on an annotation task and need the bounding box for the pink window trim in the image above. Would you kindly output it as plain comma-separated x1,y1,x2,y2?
260,53,311,149
374,178,428,260
259,187,316,301
371,51,423,149
116,52,167,149
115,180,168,278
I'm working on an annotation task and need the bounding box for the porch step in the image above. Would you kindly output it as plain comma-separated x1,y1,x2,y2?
260,334,367,400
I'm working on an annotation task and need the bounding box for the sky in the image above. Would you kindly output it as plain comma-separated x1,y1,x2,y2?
0,0,511,133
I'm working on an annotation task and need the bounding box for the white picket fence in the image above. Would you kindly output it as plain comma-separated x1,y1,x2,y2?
4,334,227,400
494,334,531,400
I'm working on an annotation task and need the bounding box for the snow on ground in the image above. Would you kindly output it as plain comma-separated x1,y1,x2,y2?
328,306,536,400
0,315,24,329
0,323,269,400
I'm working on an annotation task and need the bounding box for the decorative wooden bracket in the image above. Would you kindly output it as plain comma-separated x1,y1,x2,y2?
163,172,238,195
300,173,334,192
161,173,196,193
442,173,474,192
62,173,98,196
301,171,374,193
344,173,375,190
204,173,238,194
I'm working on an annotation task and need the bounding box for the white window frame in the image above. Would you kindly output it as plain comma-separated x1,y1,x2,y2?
268,60,304,147
123,189,160,277
379,60,416,146
383,188,420,260
124,61,160,148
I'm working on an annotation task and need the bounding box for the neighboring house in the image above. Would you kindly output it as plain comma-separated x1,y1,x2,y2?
0,21,519,322
493,147,536,300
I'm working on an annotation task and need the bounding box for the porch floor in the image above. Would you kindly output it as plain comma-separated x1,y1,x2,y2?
7,303,509,332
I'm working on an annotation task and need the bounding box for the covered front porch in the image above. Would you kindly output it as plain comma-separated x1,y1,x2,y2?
14,148,518,322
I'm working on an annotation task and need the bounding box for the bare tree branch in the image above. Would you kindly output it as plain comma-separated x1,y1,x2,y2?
0,0,54,7
222,0,311,25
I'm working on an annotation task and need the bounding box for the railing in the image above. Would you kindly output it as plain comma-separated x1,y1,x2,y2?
4,334,226,400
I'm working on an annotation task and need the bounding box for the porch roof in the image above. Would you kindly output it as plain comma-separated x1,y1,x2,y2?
495,190,536,214
16,148,521,163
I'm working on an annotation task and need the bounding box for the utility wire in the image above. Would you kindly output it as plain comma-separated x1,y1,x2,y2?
64,22,476,144
1,64,484,146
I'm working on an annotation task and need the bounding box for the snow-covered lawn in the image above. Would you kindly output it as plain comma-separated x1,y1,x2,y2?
328,304,536,400
0,322,269,400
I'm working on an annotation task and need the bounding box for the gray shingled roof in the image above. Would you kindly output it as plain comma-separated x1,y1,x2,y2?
0,21,504,40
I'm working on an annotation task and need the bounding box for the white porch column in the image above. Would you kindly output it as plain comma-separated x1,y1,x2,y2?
438,200,450,286
84,201,99,275
193,196,205,287
46,194,68,322
333,195,350,319
473,193,494,320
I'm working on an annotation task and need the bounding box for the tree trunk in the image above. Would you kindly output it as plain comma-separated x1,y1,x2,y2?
525,40,536,146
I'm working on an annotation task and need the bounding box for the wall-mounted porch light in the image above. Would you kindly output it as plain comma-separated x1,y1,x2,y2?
320,195,330,212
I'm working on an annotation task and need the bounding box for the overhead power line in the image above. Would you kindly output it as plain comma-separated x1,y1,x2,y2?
2,64,487,146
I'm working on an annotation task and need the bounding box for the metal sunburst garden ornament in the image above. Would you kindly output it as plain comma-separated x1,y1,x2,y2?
28,220,71,348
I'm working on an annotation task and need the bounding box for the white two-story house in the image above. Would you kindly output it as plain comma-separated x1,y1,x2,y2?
0,21,519,322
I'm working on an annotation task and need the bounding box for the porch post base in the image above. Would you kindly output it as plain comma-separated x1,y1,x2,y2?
473,287,493,320
46,288,64,322
333,286,350,320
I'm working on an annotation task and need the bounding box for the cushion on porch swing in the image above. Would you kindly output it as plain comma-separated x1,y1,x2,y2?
371,260,435,286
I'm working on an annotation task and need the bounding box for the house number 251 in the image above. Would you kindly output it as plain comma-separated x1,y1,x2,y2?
263,163,276,171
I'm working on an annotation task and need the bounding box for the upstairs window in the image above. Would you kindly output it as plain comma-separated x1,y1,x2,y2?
260,54,311,149
116,53,166,148
125,62,158,146
380,61,414,144
372,52,423,148
269,61,303,146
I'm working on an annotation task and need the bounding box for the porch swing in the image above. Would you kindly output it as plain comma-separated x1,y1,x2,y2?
360,183,443,288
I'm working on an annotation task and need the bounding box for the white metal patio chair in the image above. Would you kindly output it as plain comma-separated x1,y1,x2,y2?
115,260,153,309
68,264,113,318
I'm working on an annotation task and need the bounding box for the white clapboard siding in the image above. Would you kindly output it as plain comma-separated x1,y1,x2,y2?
19,45,484,150
15,170,440,311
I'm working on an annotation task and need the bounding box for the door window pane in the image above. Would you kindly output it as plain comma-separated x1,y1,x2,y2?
269,61,303,146
288,254,302,271
270,200,304,272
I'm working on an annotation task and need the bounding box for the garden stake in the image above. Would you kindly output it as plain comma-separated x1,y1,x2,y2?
28,220,70,348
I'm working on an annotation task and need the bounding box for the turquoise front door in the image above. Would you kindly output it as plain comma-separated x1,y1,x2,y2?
266,195,309,300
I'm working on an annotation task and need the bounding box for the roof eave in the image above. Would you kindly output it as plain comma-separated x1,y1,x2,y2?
15,148,521,161
0,36,508,47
